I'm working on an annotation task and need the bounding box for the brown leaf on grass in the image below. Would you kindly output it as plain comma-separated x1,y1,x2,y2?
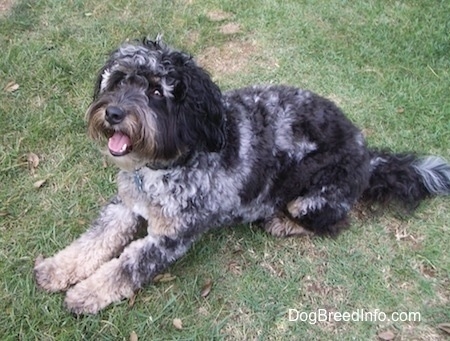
437,323,450,335
33,179,47,189
27,152,40,170
4,81,19,93
173,318,183,330
153,273,176,283
421,264,436,278
227,261,242,275
232,245,243,254
200,279,213,298
129,331,138,341
378,330,396,340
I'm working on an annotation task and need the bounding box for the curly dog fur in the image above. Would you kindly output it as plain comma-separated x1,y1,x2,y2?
34,37,450,314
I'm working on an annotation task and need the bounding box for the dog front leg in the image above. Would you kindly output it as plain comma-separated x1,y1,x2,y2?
34,196,143,292
64,233,194,315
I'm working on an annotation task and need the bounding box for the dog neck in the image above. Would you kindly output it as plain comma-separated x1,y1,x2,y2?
132,152,193,192
143,151,194,171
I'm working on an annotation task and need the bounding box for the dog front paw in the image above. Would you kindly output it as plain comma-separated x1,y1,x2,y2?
64,282,112,315
34,255,73,292
64,279,134,315
64,259,135,315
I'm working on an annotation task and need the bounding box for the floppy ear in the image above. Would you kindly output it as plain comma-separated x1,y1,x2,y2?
93,59,116,100
93,66,106,100
170,56,226,153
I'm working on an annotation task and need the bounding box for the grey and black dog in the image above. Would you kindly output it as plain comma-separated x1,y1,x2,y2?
34,37,450,314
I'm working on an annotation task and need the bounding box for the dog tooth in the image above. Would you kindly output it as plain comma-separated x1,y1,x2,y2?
121,144,128,153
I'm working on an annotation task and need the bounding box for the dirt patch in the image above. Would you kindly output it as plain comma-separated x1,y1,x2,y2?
206,9,233,22
0,0,15,15
197,40,258,77
197,40,278,80
220,22,241,35
185,30,200,47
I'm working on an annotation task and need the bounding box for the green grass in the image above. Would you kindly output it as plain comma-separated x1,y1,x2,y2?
1,0,449,339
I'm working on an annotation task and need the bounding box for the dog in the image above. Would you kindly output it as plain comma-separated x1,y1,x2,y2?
34,37,450,315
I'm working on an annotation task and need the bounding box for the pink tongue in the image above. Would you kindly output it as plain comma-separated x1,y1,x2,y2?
108,132,132,154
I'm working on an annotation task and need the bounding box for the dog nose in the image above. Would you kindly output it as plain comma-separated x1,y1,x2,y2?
105,106,126,125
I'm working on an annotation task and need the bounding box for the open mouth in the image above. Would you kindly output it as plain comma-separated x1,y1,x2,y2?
108,131,133,156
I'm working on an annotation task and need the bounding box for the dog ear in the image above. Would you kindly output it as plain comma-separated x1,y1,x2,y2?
93,59,116,100
93,65,107,100
143,34,165,51
170,56,226,153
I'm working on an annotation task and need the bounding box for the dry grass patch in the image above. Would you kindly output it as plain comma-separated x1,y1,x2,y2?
197,40,259,78
184,30,200,47
0,0,15,16
197,39,278,81
206,9,233,22
398,324,445,341
220,22,241,35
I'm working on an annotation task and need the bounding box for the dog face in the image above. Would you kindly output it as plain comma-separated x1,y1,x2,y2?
86,38,226,170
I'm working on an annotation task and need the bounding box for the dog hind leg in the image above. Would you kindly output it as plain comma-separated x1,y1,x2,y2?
286,188,353,236
263,212,313,237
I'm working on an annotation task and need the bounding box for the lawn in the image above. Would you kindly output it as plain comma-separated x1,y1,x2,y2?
1,0,449,339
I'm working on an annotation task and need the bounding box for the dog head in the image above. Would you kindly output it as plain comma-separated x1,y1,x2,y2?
86,37,226,170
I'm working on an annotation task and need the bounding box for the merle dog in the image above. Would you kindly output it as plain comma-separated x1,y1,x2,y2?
34,37,450,314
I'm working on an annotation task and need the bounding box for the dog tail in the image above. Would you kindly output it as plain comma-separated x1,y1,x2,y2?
363,150,450,208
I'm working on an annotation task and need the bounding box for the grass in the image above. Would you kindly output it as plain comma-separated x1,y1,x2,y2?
1,0,449,339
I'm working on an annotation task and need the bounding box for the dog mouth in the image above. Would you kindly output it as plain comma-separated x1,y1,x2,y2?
108,131,133,156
